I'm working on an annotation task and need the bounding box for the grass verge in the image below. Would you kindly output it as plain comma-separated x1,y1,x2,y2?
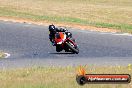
0,65,131,88
0,7,132,33
0,52,6,59
0,0,132,33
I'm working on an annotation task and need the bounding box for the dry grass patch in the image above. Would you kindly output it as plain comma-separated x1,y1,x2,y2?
0,0,132,32
0,52,7,58
0,65,131,88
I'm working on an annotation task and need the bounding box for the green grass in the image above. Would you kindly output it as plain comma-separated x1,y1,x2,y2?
0,0,132,32
0,65,132,88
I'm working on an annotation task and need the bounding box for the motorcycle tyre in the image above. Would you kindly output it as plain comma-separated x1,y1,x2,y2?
65,42,79,54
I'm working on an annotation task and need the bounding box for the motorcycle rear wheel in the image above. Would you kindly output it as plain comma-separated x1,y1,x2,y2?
56,45,63,52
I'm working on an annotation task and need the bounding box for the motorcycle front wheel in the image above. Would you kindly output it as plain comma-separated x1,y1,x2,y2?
65,42,79,54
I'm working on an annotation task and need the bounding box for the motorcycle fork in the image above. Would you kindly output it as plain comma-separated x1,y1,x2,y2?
65,38,77,47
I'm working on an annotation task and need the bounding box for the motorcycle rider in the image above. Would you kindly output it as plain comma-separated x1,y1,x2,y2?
48,24,72,46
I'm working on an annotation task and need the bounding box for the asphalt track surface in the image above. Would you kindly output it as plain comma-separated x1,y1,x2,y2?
0,21,132,69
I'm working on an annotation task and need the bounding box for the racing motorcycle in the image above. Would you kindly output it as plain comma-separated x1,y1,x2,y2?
54,32,79,54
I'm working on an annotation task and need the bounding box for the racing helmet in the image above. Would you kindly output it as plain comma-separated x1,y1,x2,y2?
49,24,56,32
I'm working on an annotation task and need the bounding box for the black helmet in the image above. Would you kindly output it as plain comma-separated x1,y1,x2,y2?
49,24,55,32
